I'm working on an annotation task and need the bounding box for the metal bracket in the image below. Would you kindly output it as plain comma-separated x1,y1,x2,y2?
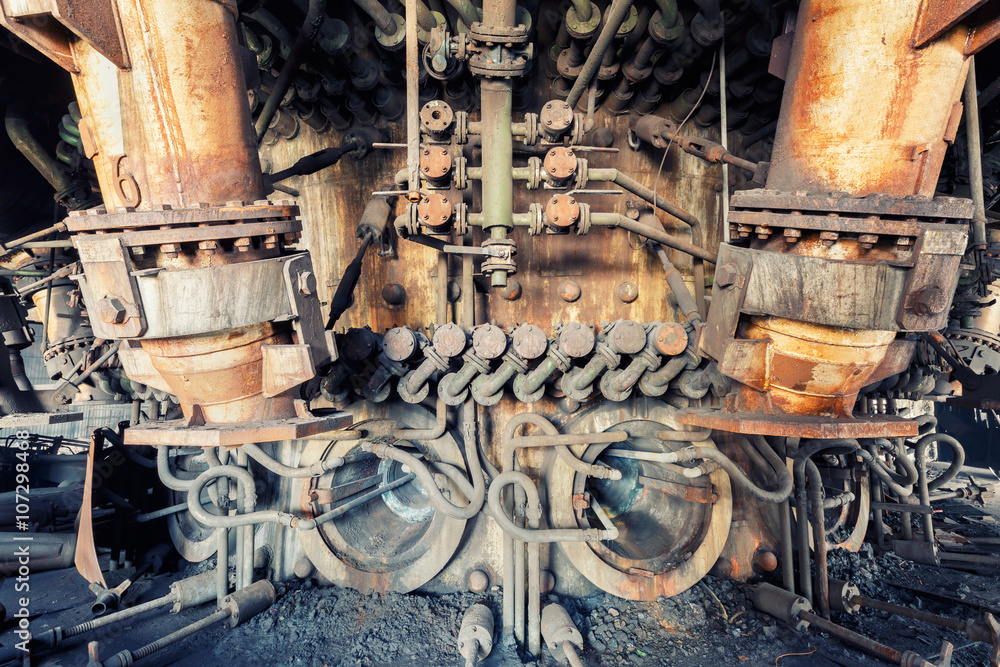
73,235,146,338
282,254,337,367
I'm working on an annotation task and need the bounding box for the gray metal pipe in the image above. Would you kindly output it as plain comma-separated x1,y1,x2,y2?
589,168,701,229
242,442,344,478
965,56,987,248
354,0,399,35
565,0,636,109
4,105,72,193
255,0,328,143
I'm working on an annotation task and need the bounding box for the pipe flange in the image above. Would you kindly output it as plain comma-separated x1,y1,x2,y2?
597,62,620,81
576,202,592,235
468,21,530,44
454,156,469,191
522,113,539,146
599,367,637,402
616,6,639,38
565,3,601,39
647,9,685,44
468,51,530,79
574,157,589,189
454,202,470,236
622,59,654,85
375,14,406,51
454,110,469,144
526,202,545,236
690,12,724,48
397,369,432,404
420,100,455,139
571,114,587,144
512,371,547,403
481,239,517,277
525,156,543,190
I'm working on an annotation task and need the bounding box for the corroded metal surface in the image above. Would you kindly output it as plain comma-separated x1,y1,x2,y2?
766,0,971,198
677,408,919,439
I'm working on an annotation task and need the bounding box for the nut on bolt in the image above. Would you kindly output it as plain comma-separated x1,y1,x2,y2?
96,297,128,324
913,286,948,316
714,262,739,289
297,271,317,296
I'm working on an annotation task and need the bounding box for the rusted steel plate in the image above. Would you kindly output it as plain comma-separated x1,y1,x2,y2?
730,191,974,220
123,412,353,447
74,430,107,589
65,202,298,232
109,220,301,247
677,408,919,439
729,211,967,238
911,0,990,48
966,2,1000,54
0,411,82,427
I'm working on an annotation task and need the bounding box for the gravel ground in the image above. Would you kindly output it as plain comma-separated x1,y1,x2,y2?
6,471,998,667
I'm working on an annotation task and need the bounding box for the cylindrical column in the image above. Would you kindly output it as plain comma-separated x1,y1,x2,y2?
114,0,264,208
479,0,516,287
766,0,970,197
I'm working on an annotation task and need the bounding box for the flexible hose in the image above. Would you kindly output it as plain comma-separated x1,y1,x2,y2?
255,0,328,143
915,433,965,492
242,442,344,478
487,471,617,542
362,441,482,519
660,438,793,504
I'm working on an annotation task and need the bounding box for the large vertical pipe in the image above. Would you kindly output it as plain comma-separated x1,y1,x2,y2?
965,57,988,248
480,0,516,288
738,0,973,418
112,0,263,208
68,40,126,211
765,0,970,197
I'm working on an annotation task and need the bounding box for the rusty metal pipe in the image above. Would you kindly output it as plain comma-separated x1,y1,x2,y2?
242,443,345,478
964,57,987,247
799,610,948,667
588,165,701,230
591,213,717,263
766,0,971,197
565,0,636,109
255,0,328,143
805,459,829,618
393,397,448,440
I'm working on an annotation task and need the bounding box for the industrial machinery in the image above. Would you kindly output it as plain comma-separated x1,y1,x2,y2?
0,0,999,661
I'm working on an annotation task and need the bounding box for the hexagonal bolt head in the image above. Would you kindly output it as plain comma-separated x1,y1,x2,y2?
96,297,128,324
297,271,317,296
715,262,739,289
913,286,948,316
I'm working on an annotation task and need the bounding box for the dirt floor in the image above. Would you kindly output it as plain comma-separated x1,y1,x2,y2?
3,470,999,667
